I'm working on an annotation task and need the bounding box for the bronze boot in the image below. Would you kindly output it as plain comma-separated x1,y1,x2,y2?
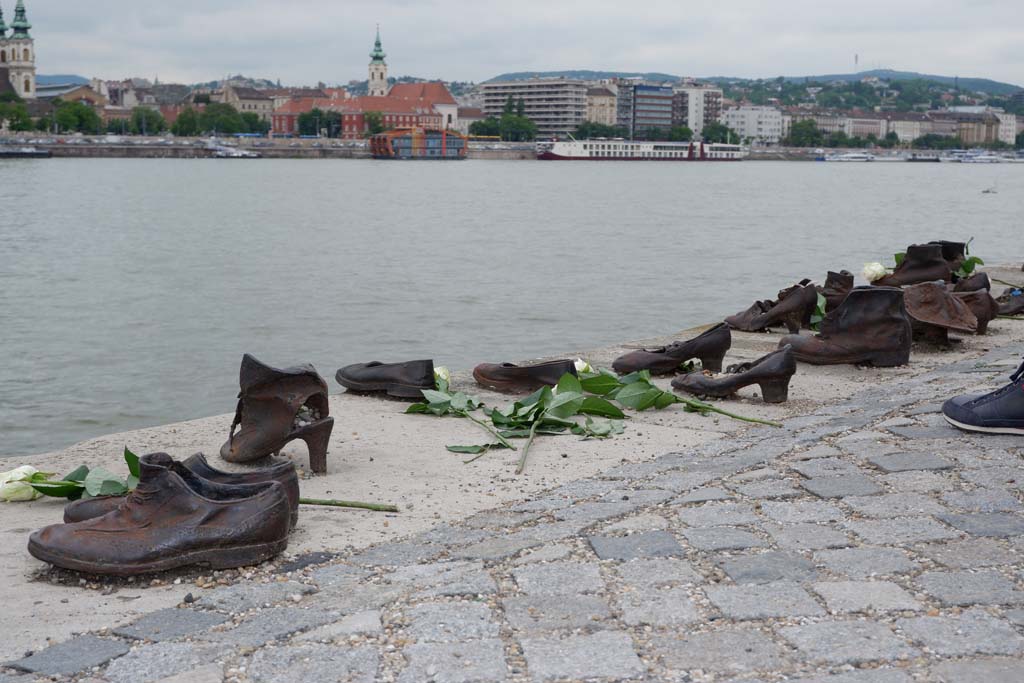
29,453,291,576
63,453,301,528
953,290,1000,335
904,281,978,343
778,286,912,366
928,240,967,274
875,244,951,287
671,345,796,403
220,354,334,474
613,323,732,375
726,280,818,334
820,270,854,312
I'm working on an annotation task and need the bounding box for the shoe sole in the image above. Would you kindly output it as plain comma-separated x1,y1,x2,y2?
942,414,1024,436
28,538,289,576
336,377,429,399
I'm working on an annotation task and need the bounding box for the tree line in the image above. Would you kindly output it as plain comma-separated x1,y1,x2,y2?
785,119,1023,150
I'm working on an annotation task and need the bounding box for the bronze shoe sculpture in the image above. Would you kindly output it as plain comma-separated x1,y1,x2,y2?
726,280,818,334
221,354,334,474
778,286,912,366
904,281,978,344
612,324,731,375
953,290,1000,335
953,271,991,292
473,359,576,392
336,359,435,399
928,240,967,274
28,453,290,576
63,453,300,528
875,244,951,287
997,288,1024,316
820,270,854,312
671,345,796,403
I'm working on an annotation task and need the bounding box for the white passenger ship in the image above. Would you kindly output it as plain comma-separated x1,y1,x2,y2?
537,138,748,161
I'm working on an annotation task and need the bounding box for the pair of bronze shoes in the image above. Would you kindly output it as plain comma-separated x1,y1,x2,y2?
29,453,298,576
337,357,579,395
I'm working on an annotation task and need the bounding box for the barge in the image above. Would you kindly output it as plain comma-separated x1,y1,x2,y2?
369,129,467,160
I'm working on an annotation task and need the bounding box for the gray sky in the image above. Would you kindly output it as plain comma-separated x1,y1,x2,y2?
21,0,1024,86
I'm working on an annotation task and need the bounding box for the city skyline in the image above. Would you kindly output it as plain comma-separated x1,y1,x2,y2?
23,0,1024,87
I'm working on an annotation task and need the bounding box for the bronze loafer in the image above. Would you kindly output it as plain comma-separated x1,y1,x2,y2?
472,359,576,393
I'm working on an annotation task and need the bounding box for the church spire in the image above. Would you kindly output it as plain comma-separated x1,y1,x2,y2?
11,0,31,38
0,6,8,38
369,25,386,63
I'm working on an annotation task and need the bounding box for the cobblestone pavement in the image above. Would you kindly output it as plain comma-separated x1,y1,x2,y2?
5,342,1024,683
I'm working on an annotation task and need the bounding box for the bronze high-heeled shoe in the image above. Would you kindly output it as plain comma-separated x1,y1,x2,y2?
220,354,334,474
671,345,796,403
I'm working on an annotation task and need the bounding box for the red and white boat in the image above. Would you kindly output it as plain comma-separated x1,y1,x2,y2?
537,138,747,161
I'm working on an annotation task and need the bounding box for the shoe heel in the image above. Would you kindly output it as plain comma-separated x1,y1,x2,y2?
783,312,802,334
294,417,334,474
758,378,791,403
699,351,727,374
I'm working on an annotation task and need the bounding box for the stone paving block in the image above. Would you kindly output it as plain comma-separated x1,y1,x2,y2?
648,471,717,492
503,595,612,632
681,523,770,550
732,478,803,499
652,629,791,674
521,631,643,682
198,580,317,613
778,621,919,665
248,643,379,683
882,471,954,493
417,525,491,546
676,486,733,504
392,560,498,598
1005,608,1024,626
766,523,852,551
717,551,818,584
552,501,636,524
348,541,442,567
730,467,780,482
149,663,223,683
199,607,335,647
897,608,1024,656
932,659,1024,683
842,493,947,518
791,457,864,479
812,580,923,613
704,581,825,619
8,635,130,677
961,466,1024,490
917,569,1024,606
599,489,675,505
760,500,844,523
406,602,498,642
602,460,677,480
814,546,919,578
616,558,702,588
844,517,958,545
618,587,701,627
588,531,684,559
512,561,604,595
604,513,669,532
453,533,542,561
318,582,405,614
920,538,1021,569
397,640,506,683
677,502,759,527
512,544,572,565
463,511,542,529
524,521,586,543
295,611,383,642
791,671,913,683
887,425,958,439
867,452,954,472
942,489,1023,513
547,479,622,500
308,563,370,590
103,642,229,683
113,607,229,642
803,475,883,499
940,513,1024,538
793,444,843,460
0,673,33,683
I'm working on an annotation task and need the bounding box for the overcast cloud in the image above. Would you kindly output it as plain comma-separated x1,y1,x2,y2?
19,0,1024,86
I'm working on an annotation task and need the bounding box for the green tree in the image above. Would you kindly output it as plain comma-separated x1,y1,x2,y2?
240,112,270,135
0,101,33,131
701,121,738,144
171,107,200,137
498,112,537,141
52,101,103,134
297,108,324,136
0,91,23,104
668,125,694,141
503,95,516,116
912,134,963,150
877,130,901,149
130,107,166,135
1017,131,1024,149
515,98,525,117
198,103,244,135
363,111,385,136
574,121,629,139
468,117,501,137
784,120,824,147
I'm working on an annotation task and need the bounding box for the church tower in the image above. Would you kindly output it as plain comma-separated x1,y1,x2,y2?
0,1,36,99
367,27,388,97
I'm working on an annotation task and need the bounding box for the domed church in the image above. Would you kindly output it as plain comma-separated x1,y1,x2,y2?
0,0,36,100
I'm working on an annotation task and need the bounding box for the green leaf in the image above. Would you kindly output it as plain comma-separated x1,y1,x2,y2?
125,474,139,491
579,373,621,396
435,376,449,393
62,465,90,483
84,467,128,497
405,403,431,414
99,479,129,496
810,292,827,331
420,390,452,405
579,396,626,419
556,373,583,395
124,447,141,478
446,444,509,455
30,480,85,499
614,382,662,411
546,391,586,419
894,252,906,266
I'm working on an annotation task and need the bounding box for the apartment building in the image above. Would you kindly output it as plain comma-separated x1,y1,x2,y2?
722,105,783,144
480,78,588,136
585,86,617,126
672,86,723,133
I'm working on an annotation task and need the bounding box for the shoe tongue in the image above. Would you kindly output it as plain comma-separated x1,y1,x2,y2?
139,453,174,478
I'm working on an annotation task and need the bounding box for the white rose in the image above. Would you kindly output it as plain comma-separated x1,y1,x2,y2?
434,366,451,385
862,262,889,283
0,465,43,502
574,358,594,374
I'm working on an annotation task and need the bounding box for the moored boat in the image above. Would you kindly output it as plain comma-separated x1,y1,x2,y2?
536,139,747,161
370,128,467,160
824,152,876,162
0,146,51,159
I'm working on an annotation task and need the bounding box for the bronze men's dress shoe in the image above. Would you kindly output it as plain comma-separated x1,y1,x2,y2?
29,453,291,576
221,354,334,475
336,359,436,399
63,453,300,528
473,359,576,392
612,323,732,375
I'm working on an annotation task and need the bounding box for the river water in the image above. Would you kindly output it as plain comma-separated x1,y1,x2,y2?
1,158,1021,458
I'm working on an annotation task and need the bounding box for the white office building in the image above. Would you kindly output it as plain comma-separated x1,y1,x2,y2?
722,105,784,144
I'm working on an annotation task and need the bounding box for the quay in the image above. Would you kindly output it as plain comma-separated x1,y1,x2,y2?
2,264,1024,681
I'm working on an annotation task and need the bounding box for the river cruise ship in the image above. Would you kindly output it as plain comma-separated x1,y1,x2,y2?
537,139,747,161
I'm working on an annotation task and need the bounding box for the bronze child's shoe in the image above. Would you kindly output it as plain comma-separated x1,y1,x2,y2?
29,453,291,576
671,345,796,403
612,323,732,375
220,354,334,474
473,359,576,392
63,453,301,528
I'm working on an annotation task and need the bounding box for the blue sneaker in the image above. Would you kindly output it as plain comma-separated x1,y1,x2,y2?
942,359,1024,435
